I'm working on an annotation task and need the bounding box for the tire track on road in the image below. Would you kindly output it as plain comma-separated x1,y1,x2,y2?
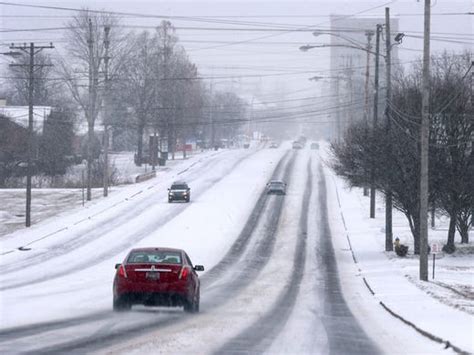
317,163,380,355
215,156,312,354
201,150,293,285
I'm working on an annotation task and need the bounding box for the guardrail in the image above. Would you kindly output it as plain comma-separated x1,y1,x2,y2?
135,171,156,183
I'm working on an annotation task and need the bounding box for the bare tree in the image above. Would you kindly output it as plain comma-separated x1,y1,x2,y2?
430,53,473,250
331,120,427,254
59,10,125,200
4,52,54,106
168,48,200,158
213,91,246,145
118,30,159,165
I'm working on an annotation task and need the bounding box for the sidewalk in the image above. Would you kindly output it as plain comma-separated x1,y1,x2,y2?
322,158,473,354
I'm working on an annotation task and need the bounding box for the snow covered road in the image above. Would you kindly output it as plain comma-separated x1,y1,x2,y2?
0,144,450,354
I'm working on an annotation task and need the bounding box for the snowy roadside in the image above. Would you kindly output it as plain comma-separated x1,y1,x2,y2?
321,142,474,354
0,149,225,240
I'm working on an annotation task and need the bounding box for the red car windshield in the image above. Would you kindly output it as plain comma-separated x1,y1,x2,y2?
127,251,182,264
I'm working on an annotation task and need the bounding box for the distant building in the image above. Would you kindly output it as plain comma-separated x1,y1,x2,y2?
329,16,399,77
326,16,399,139
0,106,53,135
0,114,29,162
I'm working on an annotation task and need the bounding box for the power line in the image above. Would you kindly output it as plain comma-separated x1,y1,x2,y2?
187,1,397,52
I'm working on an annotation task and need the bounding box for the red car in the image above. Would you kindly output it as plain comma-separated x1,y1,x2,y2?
113,247,204,313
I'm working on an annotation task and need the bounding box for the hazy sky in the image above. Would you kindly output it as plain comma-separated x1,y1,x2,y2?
1,0,472,101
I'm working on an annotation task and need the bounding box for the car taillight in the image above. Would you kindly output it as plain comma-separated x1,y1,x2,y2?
179,267,189,280
118,265,127,278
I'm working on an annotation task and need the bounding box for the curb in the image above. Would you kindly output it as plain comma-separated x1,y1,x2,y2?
378,301,470,355
134,171,156,183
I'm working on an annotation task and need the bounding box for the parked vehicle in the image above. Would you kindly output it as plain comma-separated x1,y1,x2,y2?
266,180,287,195
168,181,191,203
113,247,204,313
292,141,303,149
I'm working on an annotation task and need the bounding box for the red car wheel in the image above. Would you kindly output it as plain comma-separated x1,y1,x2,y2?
184,289,199,313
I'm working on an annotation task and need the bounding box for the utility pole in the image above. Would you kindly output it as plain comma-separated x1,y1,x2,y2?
248,96,254,141
161,23,174,160
419,0,431,281
335,78,341,142
363,30,373,197
102,26,111,197
385,7,393,251
209,81,215,148
87,18,94,201
370,24,382,219
9,42,54,227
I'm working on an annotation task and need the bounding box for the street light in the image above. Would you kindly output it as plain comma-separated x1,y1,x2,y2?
1,51,22,57
313,30,371,52
394,33,405,45
299,43,381,57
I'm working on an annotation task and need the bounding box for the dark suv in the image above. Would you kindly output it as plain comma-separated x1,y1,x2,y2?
168,181,191,203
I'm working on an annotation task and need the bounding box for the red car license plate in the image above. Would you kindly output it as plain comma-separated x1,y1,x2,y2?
146,272,160,280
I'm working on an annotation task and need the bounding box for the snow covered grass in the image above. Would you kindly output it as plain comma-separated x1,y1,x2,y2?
0,188,104,237
0,149,216,238
343,174,474,317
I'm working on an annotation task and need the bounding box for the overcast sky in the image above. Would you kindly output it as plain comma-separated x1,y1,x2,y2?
1,0,472,101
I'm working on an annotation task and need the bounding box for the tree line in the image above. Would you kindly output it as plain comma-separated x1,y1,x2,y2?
330,52,473,253
1,11,247,192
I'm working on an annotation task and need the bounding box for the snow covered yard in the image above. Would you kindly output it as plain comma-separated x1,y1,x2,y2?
348,183,474,316
109,150,199,184
0,188,105,237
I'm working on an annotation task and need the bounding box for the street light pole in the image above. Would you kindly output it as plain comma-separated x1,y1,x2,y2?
87,18,94,201
335,78,341,141
103,26,111,197
363,30,373,197
419,0,431,281
26,43,34,227
209,81,215,148
385,7,393,251
370,24,382,219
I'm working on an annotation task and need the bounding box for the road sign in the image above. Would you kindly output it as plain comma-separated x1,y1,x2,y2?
431,243,441,280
